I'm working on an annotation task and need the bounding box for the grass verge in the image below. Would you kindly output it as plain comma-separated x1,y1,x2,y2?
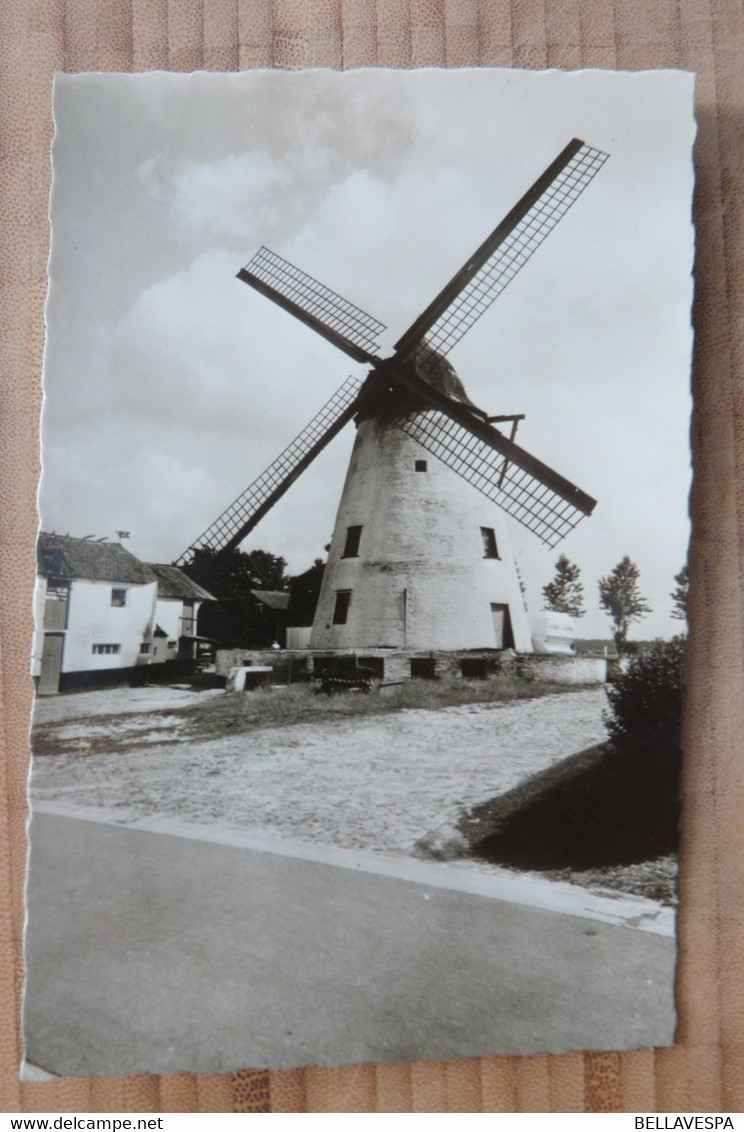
539,856,678,906
460,741,680,906
179,675,590,739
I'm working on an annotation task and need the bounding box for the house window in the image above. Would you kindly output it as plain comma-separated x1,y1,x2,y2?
139,643,150,654
342,525,363,558
332,590,352,625
480,527,499,559
167,641,177,649
415,459,427,472
180,600,196,636
410,657,437,679
44,579,70,631
92,643,121,655
111,588,127,607
46,579,70,600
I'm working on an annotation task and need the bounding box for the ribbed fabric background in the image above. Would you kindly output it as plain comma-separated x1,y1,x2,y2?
1,0,742,1114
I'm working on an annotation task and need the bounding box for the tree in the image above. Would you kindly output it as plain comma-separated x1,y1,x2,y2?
598,556,652,653
542,554,585,618
182,545,289,600
180,545,290,647
670,564,689,622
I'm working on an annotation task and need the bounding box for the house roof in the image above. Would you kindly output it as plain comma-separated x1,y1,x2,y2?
37,533,158,585
148,563,215,602
251,589,290,611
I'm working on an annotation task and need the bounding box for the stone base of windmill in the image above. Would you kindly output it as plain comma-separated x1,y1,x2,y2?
304,644,607,687
215,643,606,688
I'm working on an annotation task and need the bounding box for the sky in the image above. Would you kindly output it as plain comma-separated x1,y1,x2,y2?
42,67,696,639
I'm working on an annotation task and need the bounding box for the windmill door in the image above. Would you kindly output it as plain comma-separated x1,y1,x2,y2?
39,632,64,695
490,604,514,650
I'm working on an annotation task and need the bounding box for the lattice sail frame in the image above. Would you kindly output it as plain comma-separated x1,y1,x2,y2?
407,143,609,376
180,139,607,561
239,246,386,361
394,410,592,548
176,374,365,563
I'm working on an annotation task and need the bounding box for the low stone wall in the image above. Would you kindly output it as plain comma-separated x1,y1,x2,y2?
518,654,608,685
215,647,607,686
215,649,313,683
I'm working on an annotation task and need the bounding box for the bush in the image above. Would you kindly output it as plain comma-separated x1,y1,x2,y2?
601,636,686,856
603,636,686,759
468,637,687,872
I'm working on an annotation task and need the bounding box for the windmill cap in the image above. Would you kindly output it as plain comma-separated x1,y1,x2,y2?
414,340,485,415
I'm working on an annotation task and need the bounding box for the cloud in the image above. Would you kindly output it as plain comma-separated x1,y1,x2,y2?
163,153,289,246
42,69,696,636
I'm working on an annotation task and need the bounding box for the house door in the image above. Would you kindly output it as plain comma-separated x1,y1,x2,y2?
490,604,514,649
39,633,64,695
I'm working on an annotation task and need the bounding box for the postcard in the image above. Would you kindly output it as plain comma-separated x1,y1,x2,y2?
25,66,695,1077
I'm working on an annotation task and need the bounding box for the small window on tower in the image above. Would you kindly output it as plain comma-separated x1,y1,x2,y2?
480,527,499,559
415,459,427,472
342,525,363,558
332,590,352,625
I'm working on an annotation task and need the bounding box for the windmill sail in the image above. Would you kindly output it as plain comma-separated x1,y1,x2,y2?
395,410,595,548
175,374,365,565
183,138,608,565
394,140,609,376
238,247,386,364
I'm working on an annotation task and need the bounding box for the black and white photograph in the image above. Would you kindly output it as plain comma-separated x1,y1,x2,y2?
25,66,695,1078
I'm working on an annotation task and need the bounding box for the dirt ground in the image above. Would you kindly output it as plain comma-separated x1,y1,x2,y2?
31,684,608,858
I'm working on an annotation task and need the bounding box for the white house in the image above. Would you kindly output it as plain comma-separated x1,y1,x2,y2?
34,534,213,694
147,563,215,664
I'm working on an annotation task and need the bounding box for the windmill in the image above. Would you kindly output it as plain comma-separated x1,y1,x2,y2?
177,139,608,658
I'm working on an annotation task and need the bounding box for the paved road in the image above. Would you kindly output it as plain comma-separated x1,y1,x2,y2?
24,813,676,1077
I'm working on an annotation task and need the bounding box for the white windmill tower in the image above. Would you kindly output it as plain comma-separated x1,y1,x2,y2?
176,139,608,660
